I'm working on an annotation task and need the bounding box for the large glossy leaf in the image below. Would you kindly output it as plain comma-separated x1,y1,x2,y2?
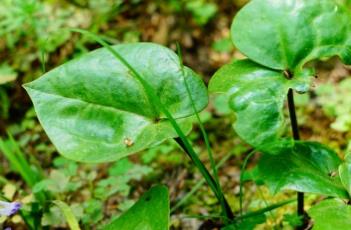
24,43,208,163
209,59,312,151
102,185,169,230
258,142,348,198
308,199,351,230
232,0,351,71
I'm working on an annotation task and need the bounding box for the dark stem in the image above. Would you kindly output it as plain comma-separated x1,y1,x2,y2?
174,137,235,221
287,89,300,140
287,89,305,228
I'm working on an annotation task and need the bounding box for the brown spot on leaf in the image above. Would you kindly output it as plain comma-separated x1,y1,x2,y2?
124,138,134,147
329,171,337,177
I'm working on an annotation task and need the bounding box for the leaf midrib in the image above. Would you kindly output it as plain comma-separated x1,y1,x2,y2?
25,85,175,122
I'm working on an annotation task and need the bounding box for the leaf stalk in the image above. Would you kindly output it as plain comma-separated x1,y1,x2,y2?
174,137,235,221
287,88,305,229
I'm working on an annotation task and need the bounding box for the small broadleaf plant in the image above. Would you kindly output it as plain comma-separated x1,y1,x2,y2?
24,0,351,229
24,43,208,163
210,0,351,229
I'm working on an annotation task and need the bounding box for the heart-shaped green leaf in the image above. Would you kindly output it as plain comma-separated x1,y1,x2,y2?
258,142,348,198
308,199,351,230
209,59,312,151
232,0,351,71
102,185,169,230
24,43,208,163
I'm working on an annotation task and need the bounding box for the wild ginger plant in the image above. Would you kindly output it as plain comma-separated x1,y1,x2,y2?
24,0,351,229
210,0,351,229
